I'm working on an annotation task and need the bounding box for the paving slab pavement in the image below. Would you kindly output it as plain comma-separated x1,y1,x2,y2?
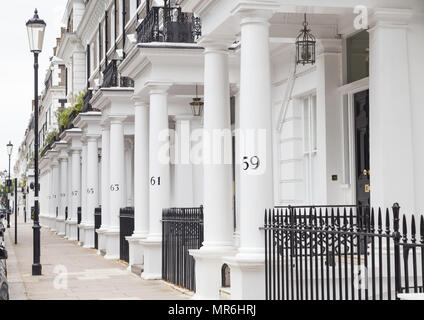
4,215,188,300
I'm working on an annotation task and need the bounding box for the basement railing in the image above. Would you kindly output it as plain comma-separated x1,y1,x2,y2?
162,206,204,292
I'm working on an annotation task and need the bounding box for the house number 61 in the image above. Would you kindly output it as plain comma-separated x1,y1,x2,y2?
150,177,161,186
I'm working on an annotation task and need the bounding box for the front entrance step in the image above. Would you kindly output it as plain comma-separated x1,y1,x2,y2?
131,264,144,276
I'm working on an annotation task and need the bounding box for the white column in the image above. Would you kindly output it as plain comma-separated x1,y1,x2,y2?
97,123,110,255
46,167,52,228
84,135,100,248
69,149,81,241
52,159,60,232
79,140,88,246
315,39,343,204
369,8,415,214
128,99,149,267
65,151,73,238
141,83,171,279
226,6,276,300
105,115,126,259
124,138,134,207
190,37,236,299
49,161,55,229
173,117,194,207
58,155,68,236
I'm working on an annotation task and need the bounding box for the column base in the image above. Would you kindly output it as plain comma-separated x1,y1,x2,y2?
126,235,146,267
67,220,78,241
104,229,120,260
190,246,237,300
96,228,108,254
50,217,57,232
56,218,66,236
64,220,70,239
78,224,86,246
224,252,266,300
140,237,162,280
83,225,95,249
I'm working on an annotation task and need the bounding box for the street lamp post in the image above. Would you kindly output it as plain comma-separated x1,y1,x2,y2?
6,142,13,229
26,9,46,276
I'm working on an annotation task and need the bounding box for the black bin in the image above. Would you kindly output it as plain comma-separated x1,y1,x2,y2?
119,207,134,263
94,207,102,250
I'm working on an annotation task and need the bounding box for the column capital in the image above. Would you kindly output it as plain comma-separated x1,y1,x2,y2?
173,114,195,122
108,115,127,124
86,134,101,141
198,35,234,52
231,0,278,23
369,8,413,30
100,119,110,129
316,39,343,56
145,81,173,95
132,95,149,107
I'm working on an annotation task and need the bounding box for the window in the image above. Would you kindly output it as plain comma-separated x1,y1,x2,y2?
303,95,317,203
346,30,369,83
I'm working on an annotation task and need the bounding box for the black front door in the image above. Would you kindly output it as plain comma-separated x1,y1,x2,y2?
354,90,370,207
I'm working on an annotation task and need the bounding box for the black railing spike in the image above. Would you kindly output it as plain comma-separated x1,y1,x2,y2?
402,215,408,242
378,208,382,233
349,208,354,232
411,215,416,243
264,209,268,225
421,215,424,241
386,208,390,230
370,208,375,232
343,208,348,230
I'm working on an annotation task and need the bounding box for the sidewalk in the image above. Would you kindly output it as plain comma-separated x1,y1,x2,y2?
4,215,188,300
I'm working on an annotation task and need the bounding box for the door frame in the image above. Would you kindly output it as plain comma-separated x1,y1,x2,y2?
338,77,369,205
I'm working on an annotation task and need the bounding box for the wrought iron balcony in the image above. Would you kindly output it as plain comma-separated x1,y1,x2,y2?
67,109,79,129
101,60,134,88
81,89,93,113
136,6,201,44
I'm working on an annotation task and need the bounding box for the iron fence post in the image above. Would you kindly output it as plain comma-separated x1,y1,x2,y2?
392,203,402,299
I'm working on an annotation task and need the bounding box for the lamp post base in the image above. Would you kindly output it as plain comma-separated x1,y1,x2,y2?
32,264,42,276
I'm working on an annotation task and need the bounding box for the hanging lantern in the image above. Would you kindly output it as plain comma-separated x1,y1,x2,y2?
296,13,316,65
190,85,204,117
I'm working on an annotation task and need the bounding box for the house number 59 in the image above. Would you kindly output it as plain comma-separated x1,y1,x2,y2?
243,156,260,171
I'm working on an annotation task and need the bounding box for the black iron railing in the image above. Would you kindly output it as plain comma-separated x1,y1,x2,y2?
81,89,93,113
95,207,101,250
162,206,204,292
77,207,81,242
67,110,79,129
264,204,424,300
137,6,201,44
101,60,134,88
119,207,134,263
65,207,68,221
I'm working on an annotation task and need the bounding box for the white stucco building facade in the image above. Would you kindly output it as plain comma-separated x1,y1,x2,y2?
14,0,424,300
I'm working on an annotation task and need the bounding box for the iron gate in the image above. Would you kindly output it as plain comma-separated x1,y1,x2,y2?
264,204,424,300
162,206,204,292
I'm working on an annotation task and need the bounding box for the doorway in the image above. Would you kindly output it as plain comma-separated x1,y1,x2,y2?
354,90,370,207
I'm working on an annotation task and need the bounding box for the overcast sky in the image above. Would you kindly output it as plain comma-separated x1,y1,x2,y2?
0,0,68,176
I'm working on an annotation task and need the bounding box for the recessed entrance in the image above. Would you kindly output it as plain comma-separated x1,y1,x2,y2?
354,90,370,207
